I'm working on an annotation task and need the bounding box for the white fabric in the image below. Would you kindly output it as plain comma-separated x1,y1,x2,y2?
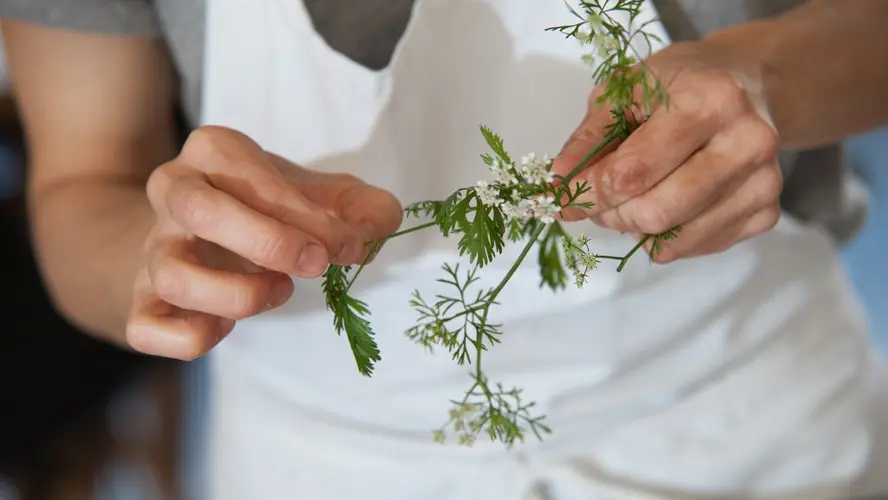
200,0,888,498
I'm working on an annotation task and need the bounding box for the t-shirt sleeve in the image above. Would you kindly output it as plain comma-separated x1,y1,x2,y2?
0,0,161,36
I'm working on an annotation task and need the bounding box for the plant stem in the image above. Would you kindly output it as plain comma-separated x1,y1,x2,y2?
616,235,650,272
562,134,616,185
474,224,547,379
596,254,624,261
380,220,438,241
346,220,440,293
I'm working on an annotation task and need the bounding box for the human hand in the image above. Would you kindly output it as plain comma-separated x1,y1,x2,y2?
552,40,783,262
126,126,402,360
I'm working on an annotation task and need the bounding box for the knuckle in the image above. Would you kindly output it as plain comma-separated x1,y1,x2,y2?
149,259,186,303
604,156,651,199
748,122,781,165
710,72,747,107
694,72,751,121
175,187,217,232
758,204,782,232
177,336,211,362
125,320,153,355
182,126,260,166
755,167,784,205
332,173,363,186
146,163,173,203
228,277,267,319
125,316,211,362
182,126,221,160
251,228,297,266
631,200,673,235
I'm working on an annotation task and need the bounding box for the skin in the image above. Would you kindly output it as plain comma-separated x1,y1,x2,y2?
2,21,401,360
3,0,888,359
552,0,888,263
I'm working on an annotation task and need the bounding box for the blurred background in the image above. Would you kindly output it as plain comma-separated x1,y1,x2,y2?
0,24,885,500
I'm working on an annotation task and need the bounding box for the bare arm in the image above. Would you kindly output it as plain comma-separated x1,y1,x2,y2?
2,19,179,345
705,0,888,149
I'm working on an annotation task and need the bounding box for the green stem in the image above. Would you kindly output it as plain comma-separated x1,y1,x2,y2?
616,235,650,272
473,224,547,379
438,305,485,324
375,220,437,242
562,134,616,185
596,254,624,261
345,220,439,293
489,225,547,301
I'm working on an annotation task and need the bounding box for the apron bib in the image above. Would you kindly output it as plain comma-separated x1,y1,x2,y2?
200,0,888,498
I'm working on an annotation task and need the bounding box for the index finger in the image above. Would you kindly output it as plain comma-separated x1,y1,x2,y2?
164,173,332,277
178,126,365,262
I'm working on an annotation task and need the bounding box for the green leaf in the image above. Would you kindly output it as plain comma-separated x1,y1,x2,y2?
456,195,505,268
434,188,472,238
404,200,445,219
479,125,512,166
537,222,569,291
648,225,682,260
322,265,381,377
332,295,380,377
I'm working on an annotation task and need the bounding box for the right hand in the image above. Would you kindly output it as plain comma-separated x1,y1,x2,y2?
126,126,403,360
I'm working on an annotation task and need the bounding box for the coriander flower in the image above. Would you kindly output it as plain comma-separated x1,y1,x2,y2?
489,158,519,186
531,194,560,224
476,152,560,223
562,234,600,288
501,194,561,225
518,153,554,185
475,180,502,206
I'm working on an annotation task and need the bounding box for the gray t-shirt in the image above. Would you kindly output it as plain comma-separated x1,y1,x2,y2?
0,0,867,242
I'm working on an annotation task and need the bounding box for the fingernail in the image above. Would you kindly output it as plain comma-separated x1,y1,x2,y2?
297,244,328,275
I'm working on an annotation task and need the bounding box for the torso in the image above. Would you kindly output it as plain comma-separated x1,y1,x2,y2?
197,0,885,499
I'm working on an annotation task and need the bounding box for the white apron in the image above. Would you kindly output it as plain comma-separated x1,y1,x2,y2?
200,0,888,498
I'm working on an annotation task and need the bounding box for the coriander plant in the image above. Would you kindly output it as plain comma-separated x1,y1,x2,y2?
322,0,679,448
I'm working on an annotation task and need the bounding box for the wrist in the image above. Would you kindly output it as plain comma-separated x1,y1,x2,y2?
700,19,782,105
699,15,815,145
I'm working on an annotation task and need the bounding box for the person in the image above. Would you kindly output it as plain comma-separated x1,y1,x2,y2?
2,0,888,498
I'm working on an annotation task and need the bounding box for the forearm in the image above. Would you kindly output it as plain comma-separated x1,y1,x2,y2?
703,0,888,149
29,176,155,347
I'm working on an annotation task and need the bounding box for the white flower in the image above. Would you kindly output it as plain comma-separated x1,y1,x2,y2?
562,234,599,288
475,180,502,206
575,12,621,63
476,151,559,223
500,194,560,225
531,194,561,224
595,35,620,59
518,153,554,186
501,199,532,222
489,158,519,186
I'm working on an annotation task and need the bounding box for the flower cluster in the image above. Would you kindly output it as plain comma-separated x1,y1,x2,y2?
474,153,561,224
562,234,601,288
576,13,623,67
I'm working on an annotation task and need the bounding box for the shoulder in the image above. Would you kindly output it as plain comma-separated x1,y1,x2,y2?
0,0,161,36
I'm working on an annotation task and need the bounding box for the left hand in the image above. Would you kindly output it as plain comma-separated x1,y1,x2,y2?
551,40,783,263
